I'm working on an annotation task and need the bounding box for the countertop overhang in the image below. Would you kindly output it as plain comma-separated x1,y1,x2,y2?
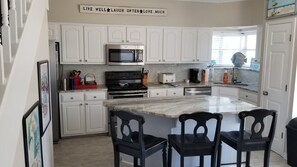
103,95,259,118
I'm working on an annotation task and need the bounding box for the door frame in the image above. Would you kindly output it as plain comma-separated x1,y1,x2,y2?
260,17,297,158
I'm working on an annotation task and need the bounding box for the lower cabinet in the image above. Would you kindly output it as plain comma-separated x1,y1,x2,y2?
211,86,239,98
149,88,184,97
239,89,258,105
59,91,107,137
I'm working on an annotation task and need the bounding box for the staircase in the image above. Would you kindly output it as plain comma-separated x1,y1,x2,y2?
0,0,32,105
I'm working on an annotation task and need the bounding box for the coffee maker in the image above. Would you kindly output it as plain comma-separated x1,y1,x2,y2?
189,68,200,83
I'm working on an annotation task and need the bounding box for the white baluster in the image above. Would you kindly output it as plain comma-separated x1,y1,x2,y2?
2,0,12,63
9,0,18,44
16,0,23,28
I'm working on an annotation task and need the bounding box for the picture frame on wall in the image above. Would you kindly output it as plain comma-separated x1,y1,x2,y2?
267,0,297,19
37,60,51,135
22,101,44,167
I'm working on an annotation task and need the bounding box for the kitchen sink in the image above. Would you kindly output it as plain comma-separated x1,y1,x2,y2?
213,82,248,86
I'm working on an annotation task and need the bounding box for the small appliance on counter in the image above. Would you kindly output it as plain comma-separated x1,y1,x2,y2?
158,73,176,84
69,70,97,90
189,68,200,83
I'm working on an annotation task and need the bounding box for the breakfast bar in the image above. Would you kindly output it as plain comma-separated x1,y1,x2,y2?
104,96,258,167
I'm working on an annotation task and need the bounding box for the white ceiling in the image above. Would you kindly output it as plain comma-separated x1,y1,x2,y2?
176,0,249,3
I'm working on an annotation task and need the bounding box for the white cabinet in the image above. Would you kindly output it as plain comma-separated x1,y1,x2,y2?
181,28,197,63
61,102,85,136
84,25,107,64
48,23,60,41
163,28,182,62
149,88,184,97
108,25,146,44
211,86,239,98
239,89,258,105
61,24,107,64
61,24,84,64
197,29,213,62
146,27,163,63
59,91,107,137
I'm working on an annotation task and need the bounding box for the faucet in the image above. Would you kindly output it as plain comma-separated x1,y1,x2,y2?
231,68,237,84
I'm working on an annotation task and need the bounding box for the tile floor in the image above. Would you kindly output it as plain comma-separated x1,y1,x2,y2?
54,135,290,167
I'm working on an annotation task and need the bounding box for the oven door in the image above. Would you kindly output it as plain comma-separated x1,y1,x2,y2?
108,90,148,99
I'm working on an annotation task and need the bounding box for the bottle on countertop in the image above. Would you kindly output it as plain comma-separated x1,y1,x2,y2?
223,70,228,83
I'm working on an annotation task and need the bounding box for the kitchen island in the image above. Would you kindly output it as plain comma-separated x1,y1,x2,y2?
104,96,258,167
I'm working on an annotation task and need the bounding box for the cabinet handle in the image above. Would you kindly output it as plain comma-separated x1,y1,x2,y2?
246,95,248,98
122,40,125,42
70,97,74,100
159,60,161,62
197,59,199,61
156,93,159,95
173,93,176,95
80,103,83,106
193,59,195,61
85,103,88,105
93,96,97,98
84,60,87,62
163,60,165,62
79,60,82,62
126,40,129,42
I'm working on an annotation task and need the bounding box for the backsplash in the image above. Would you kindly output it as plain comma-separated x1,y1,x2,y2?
62,64,259,85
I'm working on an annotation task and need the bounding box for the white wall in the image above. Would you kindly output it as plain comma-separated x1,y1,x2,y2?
0,0,52,166
48,0,265,27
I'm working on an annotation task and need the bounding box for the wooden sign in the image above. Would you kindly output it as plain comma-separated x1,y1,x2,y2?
79,5,167,16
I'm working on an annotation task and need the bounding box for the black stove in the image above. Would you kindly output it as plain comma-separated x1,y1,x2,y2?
105,71,148,99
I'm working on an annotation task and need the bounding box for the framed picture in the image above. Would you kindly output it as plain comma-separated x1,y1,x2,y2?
37,60,51,135
267,0,297,19
22,101,44,167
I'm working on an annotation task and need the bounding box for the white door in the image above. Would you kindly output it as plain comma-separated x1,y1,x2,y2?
85,101,107,134
84,25,107,64
261,18,295,156
126,26,146,44
181,28,197,62
108,25,126,43
61,102,85,136
163,28,182,62
197,29,212,62
61,25,84,64
146,27,163,63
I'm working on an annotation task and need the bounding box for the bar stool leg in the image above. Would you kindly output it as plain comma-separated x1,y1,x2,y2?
264,148,271,167
162,144,167,167
180,155,184,167
114,150,120,167
200,156,204,167
237,150,242,167
140,157,145,167
168,144,172,167
211,151,216,167
134,157,138,167
217,141,222,167
246,151,251,167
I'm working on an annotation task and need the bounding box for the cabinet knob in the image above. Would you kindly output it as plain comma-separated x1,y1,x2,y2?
197,59,199,61
193,59,195,61
84,60,87,62
246,95,248,98
70,97,74,100
85,103,88,105
163,60,165,62
126,40,129,42
156,93,159,95
173,93,176,95
80,103,83,106
93,96,97,98
122,40,125,42
159,60,161,62
79,60,82,62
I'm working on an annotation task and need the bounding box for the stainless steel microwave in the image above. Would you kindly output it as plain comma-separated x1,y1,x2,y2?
106,44,145,65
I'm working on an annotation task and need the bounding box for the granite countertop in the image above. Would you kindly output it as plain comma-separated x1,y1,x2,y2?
103,95,258,118
147,82,259,93
59,84,107,93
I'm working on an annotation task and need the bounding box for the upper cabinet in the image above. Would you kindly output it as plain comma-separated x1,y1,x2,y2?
48,23,60,41
61,24,107,64
108,25,146,44
61,25,84,64
163,27,182,62
197,29,213,63
84,25,107,64
181,28,198,63
146,27,163,63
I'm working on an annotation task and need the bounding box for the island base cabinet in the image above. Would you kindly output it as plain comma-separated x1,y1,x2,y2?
85,102,107,134
61,102,85,137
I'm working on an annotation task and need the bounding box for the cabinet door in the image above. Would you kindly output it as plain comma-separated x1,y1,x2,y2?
146,27,163,63
108,26,126,43
239,89,258,105
61,25,84,64
149,89,167,97
84,25,107,64
48,23,60,41
219,87,239,98
61,102,85,137
126,26,146,44
167,88,184,96
197,29,212,62
85,101,107,134
163,28,182,62
181,28,197,62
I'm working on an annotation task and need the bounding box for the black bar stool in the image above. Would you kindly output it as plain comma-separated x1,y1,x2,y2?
168,112,223,167
217,109,277,167
109,110,167,167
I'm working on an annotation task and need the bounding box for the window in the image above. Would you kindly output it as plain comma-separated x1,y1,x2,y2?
211,30,257,66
